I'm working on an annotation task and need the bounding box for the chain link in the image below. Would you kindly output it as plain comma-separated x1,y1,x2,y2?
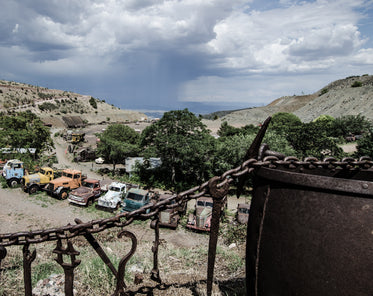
1,156,372,247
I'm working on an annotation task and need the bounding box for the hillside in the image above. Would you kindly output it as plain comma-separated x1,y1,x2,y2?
210,74,373,128
1,75,373,131
0,80,146,127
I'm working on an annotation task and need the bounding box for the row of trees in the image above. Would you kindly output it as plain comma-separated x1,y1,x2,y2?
2,109,372,191
0,111,54,168
96,109,373,191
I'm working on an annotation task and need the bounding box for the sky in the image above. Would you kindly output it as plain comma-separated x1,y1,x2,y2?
1,0,373,114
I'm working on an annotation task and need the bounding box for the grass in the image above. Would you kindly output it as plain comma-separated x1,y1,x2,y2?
32,262,62,286
77,203,113,219
33,192,59,206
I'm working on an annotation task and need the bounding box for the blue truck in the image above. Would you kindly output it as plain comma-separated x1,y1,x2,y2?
2,159,26,187
121,188,157,213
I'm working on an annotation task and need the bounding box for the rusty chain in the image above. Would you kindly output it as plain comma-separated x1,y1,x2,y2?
1,155,372,247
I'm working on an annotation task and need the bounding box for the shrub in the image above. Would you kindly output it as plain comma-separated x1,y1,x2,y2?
320,88,328,96
38,102,57,111
89,97,98,109
351,81,362,87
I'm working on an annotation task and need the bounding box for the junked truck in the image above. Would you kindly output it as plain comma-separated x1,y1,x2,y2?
2,159,26,187
236,203,250,224
21,167,59,194
43,169,87,199
186,196,214,232
96,182,138,211
152,193,187,229
121,188,157,213
68,178,101,206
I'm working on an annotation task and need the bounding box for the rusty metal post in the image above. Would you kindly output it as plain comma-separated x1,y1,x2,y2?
53,239,81,296
0,246,7,282
75,218,118,278
23,244,36,296
113,230,137,296
151,219,162,283
207,176,229,296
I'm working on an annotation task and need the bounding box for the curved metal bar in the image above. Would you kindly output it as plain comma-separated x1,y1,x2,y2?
113,230,137,296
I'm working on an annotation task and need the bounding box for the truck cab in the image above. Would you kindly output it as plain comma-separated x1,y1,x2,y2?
44,169,86,199
68,178,101,206
187,196,214,232
96,182,129,211
236,203,250,224
2,159,25,187
21,167,56,194
153,193,186,229
121,188,155,213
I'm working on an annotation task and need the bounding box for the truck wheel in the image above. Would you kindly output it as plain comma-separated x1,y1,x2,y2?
8,178,19,188
87,199,93,206
59,189,69,200
29,185,38,195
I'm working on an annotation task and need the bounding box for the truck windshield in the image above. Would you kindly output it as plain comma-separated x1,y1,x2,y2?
109,186,121,192
197,200,213,208
239,208,249,214
127,192,144,201
63,172,73,178
40,168,46,174
83,181,95,188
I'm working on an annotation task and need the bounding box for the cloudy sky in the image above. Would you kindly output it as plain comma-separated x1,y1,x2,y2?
1,0,372,113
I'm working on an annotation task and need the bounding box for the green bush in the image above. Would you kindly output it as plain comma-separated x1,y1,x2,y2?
351,81,362,87
38,102,57,111
89,97,98,109
320,88,328,95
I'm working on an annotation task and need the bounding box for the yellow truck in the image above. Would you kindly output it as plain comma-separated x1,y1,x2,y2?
21,167,59,194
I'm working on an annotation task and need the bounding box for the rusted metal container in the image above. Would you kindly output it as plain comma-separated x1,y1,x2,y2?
246,165,373,296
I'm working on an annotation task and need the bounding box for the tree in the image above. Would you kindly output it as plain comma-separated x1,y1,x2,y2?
355,131,373,158
139,109,216,190
269,112,302,135
287,121,343,159
96,124,140,171
330,114,372,139
0,111,54,158
217,121,259,138
213,131,297,175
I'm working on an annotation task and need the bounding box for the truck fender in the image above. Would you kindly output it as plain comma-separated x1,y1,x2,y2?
55,186,68,195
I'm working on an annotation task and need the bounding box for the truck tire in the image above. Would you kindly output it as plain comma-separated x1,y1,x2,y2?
87,198,93,206
28,185,39,195
8,178,19,188
59,189,69,200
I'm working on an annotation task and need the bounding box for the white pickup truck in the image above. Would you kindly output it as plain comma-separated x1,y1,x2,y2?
96,182,138,211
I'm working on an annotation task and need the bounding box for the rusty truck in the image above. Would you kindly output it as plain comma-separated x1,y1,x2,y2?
68,178,102,206
43,169,87,199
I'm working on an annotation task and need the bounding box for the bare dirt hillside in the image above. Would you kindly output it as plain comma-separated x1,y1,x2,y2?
0,80,146,126
213,74,373,127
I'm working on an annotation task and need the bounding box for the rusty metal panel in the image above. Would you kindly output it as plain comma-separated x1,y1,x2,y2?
246,167,373,296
